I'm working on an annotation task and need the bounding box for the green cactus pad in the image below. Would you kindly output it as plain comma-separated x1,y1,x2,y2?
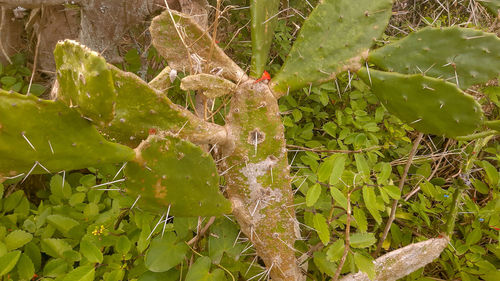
124,134,232,217
250,0,280,78
100,66,225,147
98,65,190,147
270,0,393,95
54,40,116,125
180,74,236,98
358,69,483,137
0,90,135,181
150,10,247,82
368,27,500,90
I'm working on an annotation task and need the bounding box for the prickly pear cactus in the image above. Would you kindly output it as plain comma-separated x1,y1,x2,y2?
270,0,393,95
0,90,134,182
54,40,227,148
54,40,117,125
124,134,232,216
368,27,500,90
250,0,280,78
357,68,484,137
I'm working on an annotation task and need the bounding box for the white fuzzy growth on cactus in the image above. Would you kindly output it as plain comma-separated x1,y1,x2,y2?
240,156,283,223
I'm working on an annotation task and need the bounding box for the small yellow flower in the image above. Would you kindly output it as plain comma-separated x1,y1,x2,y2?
92,225,106,236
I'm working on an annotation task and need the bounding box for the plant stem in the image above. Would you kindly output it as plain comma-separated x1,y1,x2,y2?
374,132,423,256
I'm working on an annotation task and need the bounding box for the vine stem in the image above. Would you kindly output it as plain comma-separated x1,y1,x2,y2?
374,132,424,257
333,190,351,281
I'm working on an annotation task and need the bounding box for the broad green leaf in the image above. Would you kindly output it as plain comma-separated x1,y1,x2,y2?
47,215,79,237
353,207,368,233
313,213,330,245
354,252,375,280
5,230,33,251
355,154,370,180
481,161,499,187
377,162,392,185
0,250,21,276
145,233,188,272
382,185,401,200
80,238,103,264
3,190,24,212
306,184,322,207
466,228,482,245
313,251,336,277
329,156,346,185
350,232,376,248
62,264,95,281
16,253,35,280
41,238,72,259
326,239,345,262
43,258,68,277
208,219,243,263
363,186,382,224
330,187,348,210
185,256,225,281
318,156,336,182
50,175,71,199
115,236,131,254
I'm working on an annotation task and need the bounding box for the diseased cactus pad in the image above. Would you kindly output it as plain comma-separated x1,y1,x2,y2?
368,27,500,90
54,40,116,125
0,90,135,182
358,69,483,137
124,134,232,217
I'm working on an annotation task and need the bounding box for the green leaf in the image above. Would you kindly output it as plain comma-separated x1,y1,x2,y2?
50,175,72,200
185,256,225,281
0,76,17,86
313,213,330,245
3,190,24,212
466,228,482,245
381,185,401,200
16,253,35,280
350,232,376,248
115,236,131,254
323,122,337,137
47,215,79,237
318,156,336,182
377,162,392,185
208,219,242,263
27,84,46,96
363,186,382,224
145,233,188,272
481,160,499,187
62,264,95,281
5,230,33,251
355,154,370,180
353,207,368,233
306,184,322,207
330,187,348,210
329,156,346,185
0,250,21,276
80,238,103,263
326,239,345,262
313,251,336,277
354,252,375,280
41,238,72,259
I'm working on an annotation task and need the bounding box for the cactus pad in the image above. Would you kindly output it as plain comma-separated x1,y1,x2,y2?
54,40,116,125
478,0,500,16
180,74,236,98
124,134,232,217
270,0,393,95
150,10,247,82
250,0,280,78
368,27,500,90
358,69,483,137
0,90,135,181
